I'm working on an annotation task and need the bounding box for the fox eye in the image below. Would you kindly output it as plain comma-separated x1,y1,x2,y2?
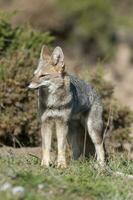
39,74,49,78
39,74,45,78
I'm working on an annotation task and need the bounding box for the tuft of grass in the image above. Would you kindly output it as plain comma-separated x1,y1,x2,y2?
0,152,133,200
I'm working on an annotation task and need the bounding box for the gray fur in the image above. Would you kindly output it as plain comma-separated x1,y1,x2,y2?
28,46,105,168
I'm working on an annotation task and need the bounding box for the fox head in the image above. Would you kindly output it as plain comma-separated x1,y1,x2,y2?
28,45,65,89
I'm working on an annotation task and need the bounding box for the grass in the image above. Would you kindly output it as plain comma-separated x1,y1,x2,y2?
0,151,133,200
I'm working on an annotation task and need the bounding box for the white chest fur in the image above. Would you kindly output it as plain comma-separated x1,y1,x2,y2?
41,108,71,122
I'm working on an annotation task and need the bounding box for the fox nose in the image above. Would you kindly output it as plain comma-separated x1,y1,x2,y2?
28,75,40,89
28,83,34,89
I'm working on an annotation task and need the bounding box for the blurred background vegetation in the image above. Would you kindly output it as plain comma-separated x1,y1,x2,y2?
0,0,133,157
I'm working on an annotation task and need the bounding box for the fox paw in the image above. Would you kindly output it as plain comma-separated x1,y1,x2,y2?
41,159,50,167
98,159,106,168
57,161,67,169
94,160,106,170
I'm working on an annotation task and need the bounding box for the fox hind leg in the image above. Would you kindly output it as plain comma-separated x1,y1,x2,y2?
86,104,105,167
67,121,83,160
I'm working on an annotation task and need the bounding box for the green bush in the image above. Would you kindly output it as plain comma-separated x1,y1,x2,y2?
0,13,54,57
0,14,54,146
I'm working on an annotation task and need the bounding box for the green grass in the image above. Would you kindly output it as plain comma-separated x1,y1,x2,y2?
0,153,133,200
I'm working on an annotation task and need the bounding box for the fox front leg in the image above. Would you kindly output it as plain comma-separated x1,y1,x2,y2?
41,122,53,167
56,121,68,169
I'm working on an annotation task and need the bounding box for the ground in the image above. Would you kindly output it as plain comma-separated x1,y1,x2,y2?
0,147,133,200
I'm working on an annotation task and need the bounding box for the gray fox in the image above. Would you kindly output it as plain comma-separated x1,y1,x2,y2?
28,45,105,168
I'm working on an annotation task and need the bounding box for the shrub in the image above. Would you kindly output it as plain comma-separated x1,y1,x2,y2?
0,14,54,146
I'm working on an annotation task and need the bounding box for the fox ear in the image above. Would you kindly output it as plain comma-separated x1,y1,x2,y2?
40,45,51,61
51,46,64,67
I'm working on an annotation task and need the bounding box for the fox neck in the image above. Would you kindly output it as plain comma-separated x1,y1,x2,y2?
47,75,71,108
39,75,72,109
